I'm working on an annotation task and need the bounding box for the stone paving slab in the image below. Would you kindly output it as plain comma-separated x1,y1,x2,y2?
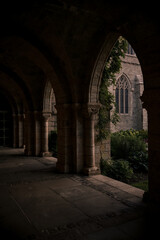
72,194,129,217
117,217,146,239
85,225,130,240
0,185,37,239
52,184,104,202
0,148,147,240
92,175,144,198
10,181,88,230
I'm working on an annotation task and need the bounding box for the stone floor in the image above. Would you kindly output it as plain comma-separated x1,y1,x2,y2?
0,147,154,239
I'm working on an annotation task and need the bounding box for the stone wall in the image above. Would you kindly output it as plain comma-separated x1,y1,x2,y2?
110,53,148,132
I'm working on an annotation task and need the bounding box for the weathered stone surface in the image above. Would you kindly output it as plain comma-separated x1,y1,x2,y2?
0,148,148,240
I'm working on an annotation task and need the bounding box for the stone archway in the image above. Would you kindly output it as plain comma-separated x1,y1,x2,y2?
42,80,57,156
89,33,119,103
88,24,160,206
0,1,160,207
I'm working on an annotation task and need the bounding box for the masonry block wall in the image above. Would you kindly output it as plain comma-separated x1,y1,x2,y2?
110,53,148,132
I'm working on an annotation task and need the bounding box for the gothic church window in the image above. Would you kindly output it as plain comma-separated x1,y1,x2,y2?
127,43,135,55
116,75,129,114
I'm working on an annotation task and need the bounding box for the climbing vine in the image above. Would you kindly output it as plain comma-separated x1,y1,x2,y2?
96,37,127,142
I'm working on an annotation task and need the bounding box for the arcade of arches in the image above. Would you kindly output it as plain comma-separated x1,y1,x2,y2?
0,2,160,209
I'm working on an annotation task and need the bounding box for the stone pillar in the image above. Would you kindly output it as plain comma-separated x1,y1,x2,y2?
141,89,160,207
83,103,100,175
24,111,34,156
18,114,24,148
12,114,18,148
34,111,42,156
72,104,84,173
24,111,43,156
56,104,72,173
23,113,27,152
41,112,51,156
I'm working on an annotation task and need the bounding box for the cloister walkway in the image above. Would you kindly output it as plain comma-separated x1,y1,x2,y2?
0,148,151,239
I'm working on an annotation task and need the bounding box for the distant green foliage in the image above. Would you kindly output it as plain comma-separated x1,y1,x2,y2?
128,151,148,172
111,129,148,173
96,37,127,141
100,129,148,183
112,129,148,142
100,158,133,183
111,135,146,159
132,180,148,192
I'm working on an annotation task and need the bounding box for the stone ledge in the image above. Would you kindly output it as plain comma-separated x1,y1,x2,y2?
91,175,144,198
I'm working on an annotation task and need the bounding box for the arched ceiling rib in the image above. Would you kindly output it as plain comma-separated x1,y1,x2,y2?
0,71,29,113
0,1,160,105
0,31,72,106
0,88,18,114
0,64,33,111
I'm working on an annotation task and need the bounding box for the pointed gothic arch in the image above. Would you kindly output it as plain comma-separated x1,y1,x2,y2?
115,74,131,114
42,80,57,156
43,80,57,131
89,32,119,103
43,80,53,113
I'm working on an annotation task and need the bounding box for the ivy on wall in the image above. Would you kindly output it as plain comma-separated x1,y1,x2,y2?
96,37,127,142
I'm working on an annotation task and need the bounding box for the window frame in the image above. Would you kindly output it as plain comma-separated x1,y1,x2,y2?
115,75,130,115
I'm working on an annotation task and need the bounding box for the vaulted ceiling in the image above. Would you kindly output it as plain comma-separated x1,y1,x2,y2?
0,1,159,112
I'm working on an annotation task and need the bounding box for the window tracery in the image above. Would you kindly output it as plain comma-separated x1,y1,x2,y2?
115,75,129,114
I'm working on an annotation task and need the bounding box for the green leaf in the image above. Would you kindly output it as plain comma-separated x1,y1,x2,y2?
96,37,127,142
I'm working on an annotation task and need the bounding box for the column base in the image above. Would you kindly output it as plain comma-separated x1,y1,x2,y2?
83,166,100,176
41,152,53,157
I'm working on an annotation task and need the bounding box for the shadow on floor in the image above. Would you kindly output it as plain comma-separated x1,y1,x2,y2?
0,147,154,240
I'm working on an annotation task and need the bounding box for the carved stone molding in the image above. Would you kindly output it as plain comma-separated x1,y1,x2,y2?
83,166,100,176
42,112,51,121
83,103,101,119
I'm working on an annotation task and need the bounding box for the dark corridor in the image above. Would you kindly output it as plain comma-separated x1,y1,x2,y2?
0,93,13,147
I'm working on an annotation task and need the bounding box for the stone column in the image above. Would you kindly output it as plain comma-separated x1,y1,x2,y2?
41,112,51,156
24,111,34,156
83,103,100,175
141,90,160,207
55,104,72,173
23,113,27,153
34,111,42,156
12,114,18,148
72,103,84,173
18,114,24,148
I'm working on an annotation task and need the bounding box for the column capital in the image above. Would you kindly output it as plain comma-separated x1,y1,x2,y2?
42,112,51,120
83,103,101,119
